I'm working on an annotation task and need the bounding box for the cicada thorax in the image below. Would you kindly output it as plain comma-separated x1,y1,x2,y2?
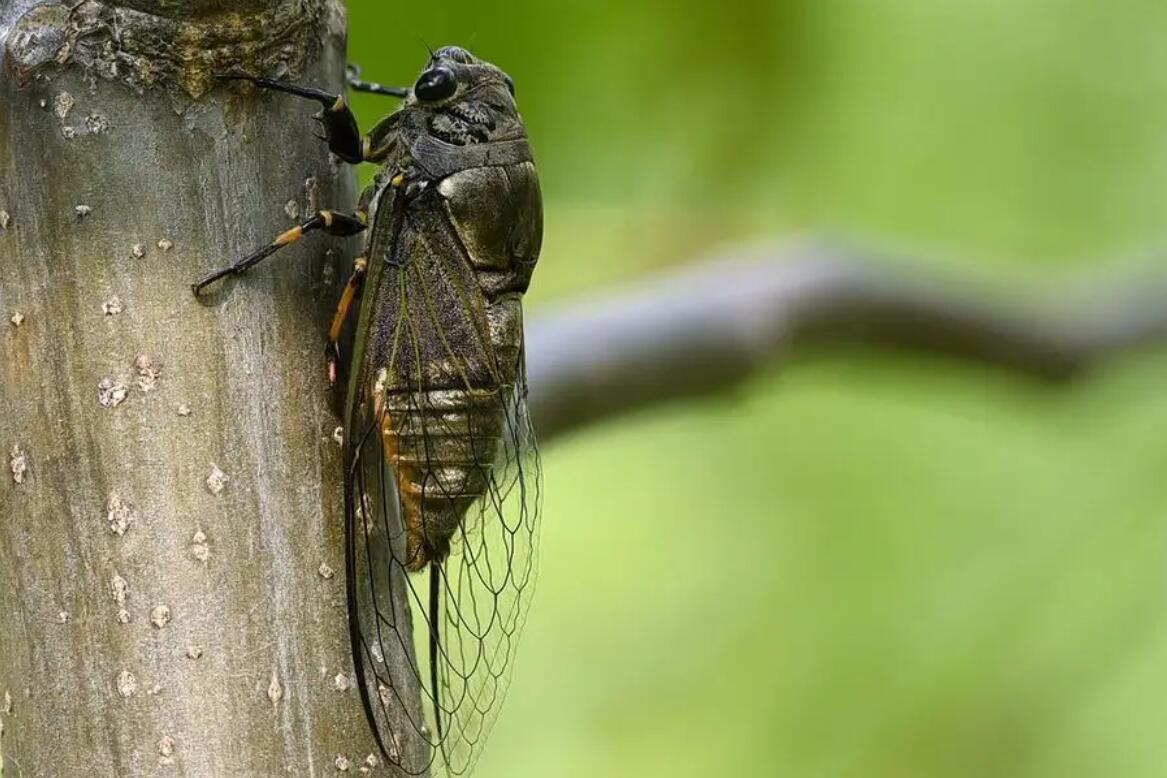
365,153,541,573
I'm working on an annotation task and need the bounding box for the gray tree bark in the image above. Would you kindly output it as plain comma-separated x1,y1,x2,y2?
0,1,416,775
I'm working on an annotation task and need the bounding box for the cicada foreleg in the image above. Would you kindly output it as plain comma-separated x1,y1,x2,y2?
192,210,368,295
346,63,411,99
217,72,401,163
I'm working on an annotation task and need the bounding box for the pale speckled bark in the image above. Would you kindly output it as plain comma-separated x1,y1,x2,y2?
0,1,418,775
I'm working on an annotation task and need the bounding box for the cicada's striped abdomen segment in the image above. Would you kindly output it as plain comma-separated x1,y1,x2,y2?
376,385,505,571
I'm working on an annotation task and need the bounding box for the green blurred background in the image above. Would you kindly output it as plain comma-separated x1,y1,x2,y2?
348,2,1167,776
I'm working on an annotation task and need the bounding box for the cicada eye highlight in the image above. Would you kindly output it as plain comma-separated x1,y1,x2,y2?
414,67,457,102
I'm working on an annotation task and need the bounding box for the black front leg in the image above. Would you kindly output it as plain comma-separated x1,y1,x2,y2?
218,73,366,164
346,63,410,98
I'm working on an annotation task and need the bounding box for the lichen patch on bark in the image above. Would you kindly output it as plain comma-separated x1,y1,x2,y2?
158,734,176,765
266,670,283,708
9,445,28,485
115,669,137,698
102,296,124,316
52,90,74,119
190,529,211,562
105,492,136,535
97,377,129,408
150,604,172,628
109,572,129,604
205,464,229,495
134,354,161,392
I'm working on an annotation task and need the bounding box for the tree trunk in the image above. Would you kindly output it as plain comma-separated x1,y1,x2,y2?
0,1,420,774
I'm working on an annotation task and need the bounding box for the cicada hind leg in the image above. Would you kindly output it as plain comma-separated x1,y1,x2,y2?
326,174,408,388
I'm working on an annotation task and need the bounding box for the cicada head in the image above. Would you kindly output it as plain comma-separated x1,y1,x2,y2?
404,45,526,146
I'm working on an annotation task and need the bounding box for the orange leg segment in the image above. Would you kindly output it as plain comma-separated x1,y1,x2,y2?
326,255,369,386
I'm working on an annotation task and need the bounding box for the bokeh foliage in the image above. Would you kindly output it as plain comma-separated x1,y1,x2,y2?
347,1,1167,775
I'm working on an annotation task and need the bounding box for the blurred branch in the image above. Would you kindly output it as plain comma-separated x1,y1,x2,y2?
527,241,1167,442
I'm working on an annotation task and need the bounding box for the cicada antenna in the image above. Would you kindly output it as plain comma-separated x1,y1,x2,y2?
419,35,437,62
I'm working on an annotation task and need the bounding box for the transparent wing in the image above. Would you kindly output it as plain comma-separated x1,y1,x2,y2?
347,392,432,773
346,220,541,776
429,372,541,774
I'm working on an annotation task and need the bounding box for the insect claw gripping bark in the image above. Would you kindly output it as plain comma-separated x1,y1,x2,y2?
217,72,368,163
201,47,543,775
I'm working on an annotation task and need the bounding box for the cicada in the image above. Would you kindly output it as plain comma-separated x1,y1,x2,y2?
195,46,543,775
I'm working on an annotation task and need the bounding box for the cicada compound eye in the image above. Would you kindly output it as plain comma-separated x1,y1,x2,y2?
414,67,457,102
